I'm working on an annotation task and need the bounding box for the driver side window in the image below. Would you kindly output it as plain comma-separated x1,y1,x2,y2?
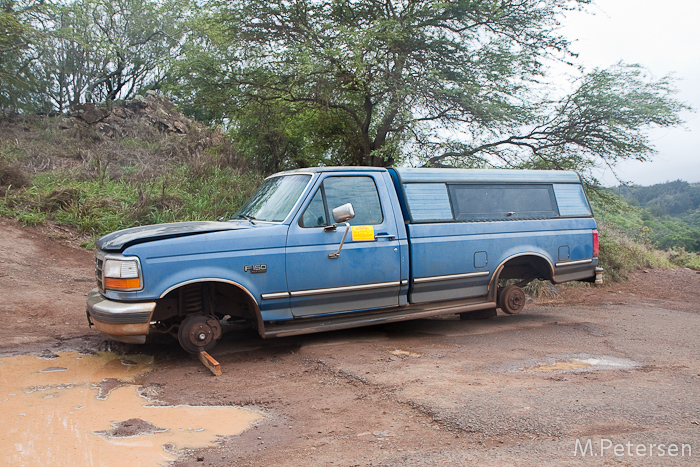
300,176,383,227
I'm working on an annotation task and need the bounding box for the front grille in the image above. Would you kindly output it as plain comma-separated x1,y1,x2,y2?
95,251,105,291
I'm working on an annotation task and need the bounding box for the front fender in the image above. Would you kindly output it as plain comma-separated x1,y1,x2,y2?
144,260,290,318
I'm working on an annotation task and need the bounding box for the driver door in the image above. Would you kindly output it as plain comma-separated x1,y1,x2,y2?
285,174,401,317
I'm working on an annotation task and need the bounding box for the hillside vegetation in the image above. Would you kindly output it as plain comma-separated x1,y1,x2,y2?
621,180,700,217
0,93,261,245
613,181,700,252
591,184,700,278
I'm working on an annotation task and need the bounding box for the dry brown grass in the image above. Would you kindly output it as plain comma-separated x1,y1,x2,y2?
0,97,248,185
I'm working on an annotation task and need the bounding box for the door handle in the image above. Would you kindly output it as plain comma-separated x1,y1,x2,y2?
374,233,395,241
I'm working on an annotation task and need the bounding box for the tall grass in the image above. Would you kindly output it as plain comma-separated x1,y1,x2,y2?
0,166,261,247
597,221,674,281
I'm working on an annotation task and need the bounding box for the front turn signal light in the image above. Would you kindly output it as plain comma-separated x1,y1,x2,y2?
104,277,142,290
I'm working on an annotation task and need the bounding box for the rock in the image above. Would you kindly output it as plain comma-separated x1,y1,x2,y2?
69,103,110,124
544,282,560,296
94,418,167,438
67,93,193,137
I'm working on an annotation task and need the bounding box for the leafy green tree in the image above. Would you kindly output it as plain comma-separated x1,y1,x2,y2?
173,0,688,178
622,180,700,217
0,0,45,112
0,0,25,61
0,0,25,109
32,0,191,111
231,100,347,174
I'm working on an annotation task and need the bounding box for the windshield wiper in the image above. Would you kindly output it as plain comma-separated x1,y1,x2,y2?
236,214,257,224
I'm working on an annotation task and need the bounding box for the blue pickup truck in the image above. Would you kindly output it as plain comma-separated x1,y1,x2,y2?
87,167,602,353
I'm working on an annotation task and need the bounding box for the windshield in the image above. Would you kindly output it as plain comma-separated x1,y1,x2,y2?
236,174,312,222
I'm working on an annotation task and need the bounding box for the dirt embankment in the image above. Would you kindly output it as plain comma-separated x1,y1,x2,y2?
0,219,96,348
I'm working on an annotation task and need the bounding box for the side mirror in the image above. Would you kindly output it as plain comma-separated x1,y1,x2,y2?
332,203,355,224
328,203,355,259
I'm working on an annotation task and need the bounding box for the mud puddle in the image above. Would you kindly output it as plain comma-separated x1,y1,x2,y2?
390,349,422,357
0,352,261,466
522,355,639,373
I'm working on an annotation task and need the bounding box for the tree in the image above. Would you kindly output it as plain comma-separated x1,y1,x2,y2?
0,0,45,112
174,0,688,178
432,64,688,184
1,0,27,109
0,0,26,60
31,0,191,111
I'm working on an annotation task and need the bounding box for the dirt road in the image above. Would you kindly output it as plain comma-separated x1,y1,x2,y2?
1,219,699,466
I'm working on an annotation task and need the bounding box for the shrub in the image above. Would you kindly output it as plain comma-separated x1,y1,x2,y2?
597,222,673,281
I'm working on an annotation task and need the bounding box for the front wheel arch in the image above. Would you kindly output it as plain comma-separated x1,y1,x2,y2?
153,279,264,336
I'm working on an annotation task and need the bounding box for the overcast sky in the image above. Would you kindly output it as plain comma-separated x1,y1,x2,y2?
560,0,700,186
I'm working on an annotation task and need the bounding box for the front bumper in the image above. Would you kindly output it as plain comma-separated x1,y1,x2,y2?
86,288,156,344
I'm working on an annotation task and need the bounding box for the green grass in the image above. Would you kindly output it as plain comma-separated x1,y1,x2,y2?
668,248,700,270
0,165,261,247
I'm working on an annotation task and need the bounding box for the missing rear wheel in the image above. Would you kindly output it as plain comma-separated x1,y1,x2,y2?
499,285,526,315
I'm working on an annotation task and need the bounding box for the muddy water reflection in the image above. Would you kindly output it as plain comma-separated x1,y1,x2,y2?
0,352,261,466
523,356,639,373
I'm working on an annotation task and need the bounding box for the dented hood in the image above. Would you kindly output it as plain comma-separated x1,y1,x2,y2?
96,221,249,251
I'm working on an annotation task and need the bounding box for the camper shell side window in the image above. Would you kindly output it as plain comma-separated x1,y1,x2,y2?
401,182,592,223
449,184,558,221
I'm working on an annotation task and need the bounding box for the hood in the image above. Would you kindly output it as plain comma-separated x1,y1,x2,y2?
96,221,250,251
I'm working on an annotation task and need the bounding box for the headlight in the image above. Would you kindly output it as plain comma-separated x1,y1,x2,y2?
103,257,143,291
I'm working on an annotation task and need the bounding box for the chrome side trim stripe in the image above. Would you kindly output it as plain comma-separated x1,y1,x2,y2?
555,258,593,268
261,291,291,300
291,281,401,297
413,271,490,284
262,281,402,300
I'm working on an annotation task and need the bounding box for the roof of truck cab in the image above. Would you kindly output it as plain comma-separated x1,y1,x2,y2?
274,166,582,184
274,167,387,175
390,167,582,184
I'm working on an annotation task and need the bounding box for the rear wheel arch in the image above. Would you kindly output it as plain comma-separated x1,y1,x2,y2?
489,253,554,302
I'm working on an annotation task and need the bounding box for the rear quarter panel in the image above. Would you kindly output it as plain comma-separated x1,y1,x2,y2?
408,217,597,303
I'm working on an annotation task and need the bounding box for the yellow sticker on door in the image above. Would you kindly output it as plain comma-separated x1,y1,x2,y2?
351,225,375,241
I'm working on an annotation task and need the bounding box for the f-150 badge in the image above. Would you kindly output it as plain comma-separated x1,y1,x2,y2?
244,264,267,274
